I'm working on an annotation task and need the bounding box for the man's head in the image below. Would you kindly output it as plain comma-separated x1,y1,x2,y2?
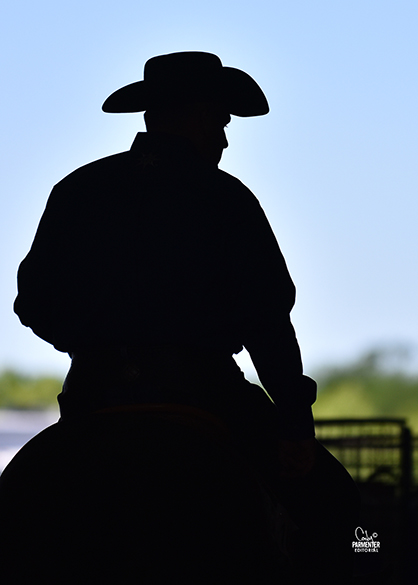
144,102,230,165
102,51,268,165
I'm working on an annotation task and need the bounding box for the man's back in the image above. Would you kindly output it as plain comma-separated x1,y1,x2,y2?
15,132,293,351
15,130,308,422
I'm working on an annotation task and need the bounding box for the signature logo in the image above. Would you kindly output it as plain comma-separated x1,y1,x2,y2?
352,527,380,552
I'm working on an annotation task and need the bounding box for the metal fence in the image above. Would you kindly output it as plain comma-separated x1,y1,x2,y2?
314,418,413,491
314,418,416,585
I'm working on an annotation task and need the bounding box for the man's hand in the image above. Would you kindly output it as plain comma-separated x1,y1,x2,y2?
277,437,317,479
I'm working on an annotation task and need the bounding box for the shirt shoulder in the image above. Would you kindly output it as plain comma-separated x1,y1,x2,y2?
213,168,271,230
215,168,257,200
53,150,131,191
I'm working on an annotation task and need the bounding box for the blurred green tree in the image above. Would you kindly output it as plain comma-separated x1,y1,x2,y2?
313,347,418,432
0,370,62,410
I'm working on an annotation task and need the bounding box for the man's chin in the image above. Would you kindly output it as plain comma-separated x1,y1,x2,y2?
214,151,224,166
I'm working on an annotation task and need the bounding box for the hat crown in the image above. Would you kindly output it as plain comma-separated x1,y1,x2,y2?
144,52,223,83
143,52,224,105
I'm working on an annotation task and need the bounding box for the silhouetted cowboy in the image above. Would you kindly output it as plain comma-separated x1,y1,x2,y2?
6,52,359,583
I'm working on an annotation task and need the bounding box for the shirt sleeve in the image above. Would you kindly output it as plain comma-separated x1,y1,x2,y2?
14,183,75,351
232,191,317,439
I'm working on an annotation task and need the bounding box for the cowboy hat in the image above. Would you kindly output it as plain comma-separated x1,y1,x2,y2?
102,51,269,117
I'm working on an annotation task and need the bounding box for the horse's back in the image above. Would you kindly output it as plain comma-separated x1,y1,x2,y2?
0,407,284,584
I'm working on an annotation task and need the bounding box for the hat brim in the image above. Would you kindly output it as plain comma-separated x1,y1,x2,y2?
102,67,269,117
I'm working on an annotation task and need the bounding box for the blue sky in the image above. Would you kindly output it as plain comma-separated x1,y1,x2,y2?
1,0,418,381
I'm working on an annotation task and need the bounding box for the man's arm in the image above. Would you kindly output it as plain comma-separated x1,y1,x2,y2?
15,187,63,345
14,182,77,351
231,190,317,441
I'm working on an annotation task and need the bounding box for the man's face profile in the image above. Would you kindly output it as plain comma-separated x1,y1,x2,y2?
144,102,230,166
194,105,230,166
